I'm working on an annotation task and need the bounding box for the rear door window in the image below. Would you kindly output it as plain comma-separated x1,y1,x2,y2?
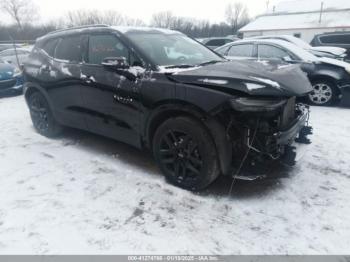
87,34,129,65
55,35,82,63
227,44,254,57
258,44,290,59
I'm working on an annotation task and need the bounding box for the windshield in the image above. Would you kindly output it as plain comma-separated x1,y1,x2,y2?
125,33,223,67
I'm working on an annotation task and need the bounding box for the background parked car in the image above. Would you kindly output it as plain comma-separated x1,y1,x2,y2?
311,32,350,61
0,47,32,67
249,35,347,61
0,58,24,96
200,37,238,50
216,39,350,107
0,44,22,52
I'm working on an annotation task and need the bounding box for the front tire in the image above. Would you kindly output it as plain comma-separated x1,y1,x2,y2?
28,92,63,138
152,116,220,191
308,80,338,106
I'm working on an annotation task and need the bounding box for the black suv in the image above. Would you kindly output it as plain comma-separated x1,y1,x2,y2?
311,32,350,61
23,25,312,191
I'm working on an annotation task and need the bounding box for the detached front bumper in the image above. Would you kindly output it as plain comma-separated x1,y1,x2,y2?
233,104,312,181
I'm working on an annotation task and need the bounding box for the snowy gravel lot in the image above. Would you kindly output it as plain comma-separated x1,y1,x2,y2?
0,95,350,255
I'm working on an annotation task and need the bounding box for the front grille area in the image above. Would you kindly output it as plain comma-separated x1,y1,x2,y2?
0,79,17,90
280,97,296,130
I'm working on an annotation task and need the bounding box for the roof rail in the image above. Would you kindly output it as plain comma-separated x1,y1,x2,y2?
47,24,109,35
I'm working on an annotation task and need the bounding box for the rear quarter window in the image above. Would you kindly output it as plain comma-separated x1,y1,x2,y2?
227,44,254,57
258,44,291,59
42,39,59,57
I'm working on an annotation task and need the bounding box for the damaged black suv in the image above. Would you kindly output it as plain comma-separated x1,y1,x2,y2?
23,25,313,191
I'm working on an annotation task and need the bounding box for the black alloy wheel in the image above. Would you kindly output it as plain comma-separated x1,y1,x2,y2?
28,92,62,137
153,116,220,191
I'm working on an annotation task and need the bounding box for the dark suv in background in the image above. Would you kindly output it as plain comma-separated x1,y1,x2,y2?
23,25,312,191
311,32,350,61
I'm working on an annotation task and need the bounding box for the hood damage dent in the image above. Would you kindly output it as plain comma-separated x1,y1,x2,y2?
223,102,312,180
198,78,229,85
249,76,281,90
166,60,313,97
245,82,266,91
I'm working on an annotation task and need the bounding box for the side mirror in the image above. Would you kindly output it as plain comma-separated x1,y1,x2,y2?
102,57,130,70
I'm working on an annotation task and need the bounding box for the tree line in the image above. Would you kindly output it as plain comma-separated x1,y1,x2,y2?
0,0,250,41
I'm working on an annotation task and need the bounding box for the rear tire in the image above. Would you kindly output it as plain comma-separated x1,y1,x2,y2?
152,116,220,191
28,92,63,138
308,80,338,106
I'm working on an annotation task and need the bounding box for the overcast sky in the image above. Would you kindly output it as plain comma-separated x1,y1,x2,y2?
25,0,283,24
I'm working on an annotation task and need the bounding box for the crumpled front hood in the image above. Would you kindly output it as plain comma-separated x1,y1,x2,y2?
0,63,16,81
318,57,350,70
166,60,313,97
311,46,347,56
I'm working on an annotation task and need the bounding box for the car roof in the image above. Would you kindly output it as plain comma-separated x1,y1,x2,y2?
249,35,300,42
38,25,182,43
111,26,181,35
248,35,311,49
203,37,233,42
314,31,350,37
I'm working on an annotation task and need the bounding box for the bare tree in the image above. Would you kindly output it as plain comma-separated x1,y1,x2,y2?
225,2,249,34
124,17,146,26
0,0,38,29
66,10,104,27
65,10,145,27
151,11,175,28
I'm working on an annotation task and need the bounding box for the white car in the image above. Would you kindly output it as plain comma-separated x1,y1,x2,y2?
215,39,350,106
248,35,347,60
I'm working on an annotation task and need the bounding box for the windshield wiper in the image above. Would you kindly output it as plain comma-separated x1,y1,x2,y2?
164,60,224,69
198,60,224,66
164,64,195,69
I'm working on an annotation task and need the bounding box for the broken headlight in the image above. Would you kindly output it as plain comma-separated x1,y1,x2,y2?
231,97,287,112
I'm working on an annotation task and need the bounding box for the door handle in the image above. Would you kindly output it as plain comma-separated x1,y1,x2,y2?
114,95,133,104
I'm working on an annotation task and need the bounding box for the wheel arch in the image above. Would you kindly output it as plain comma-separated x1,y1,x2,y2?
145,100,233,176
309,74,341,94
24,83,52,105
24,83,59,119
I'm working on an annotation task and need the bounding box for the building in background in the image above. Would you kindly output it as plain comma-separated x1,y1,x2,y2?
239,0,350,43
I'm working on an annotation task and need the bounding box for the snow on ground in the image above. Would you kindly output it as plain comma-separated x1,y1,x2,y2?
0,95,350,255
